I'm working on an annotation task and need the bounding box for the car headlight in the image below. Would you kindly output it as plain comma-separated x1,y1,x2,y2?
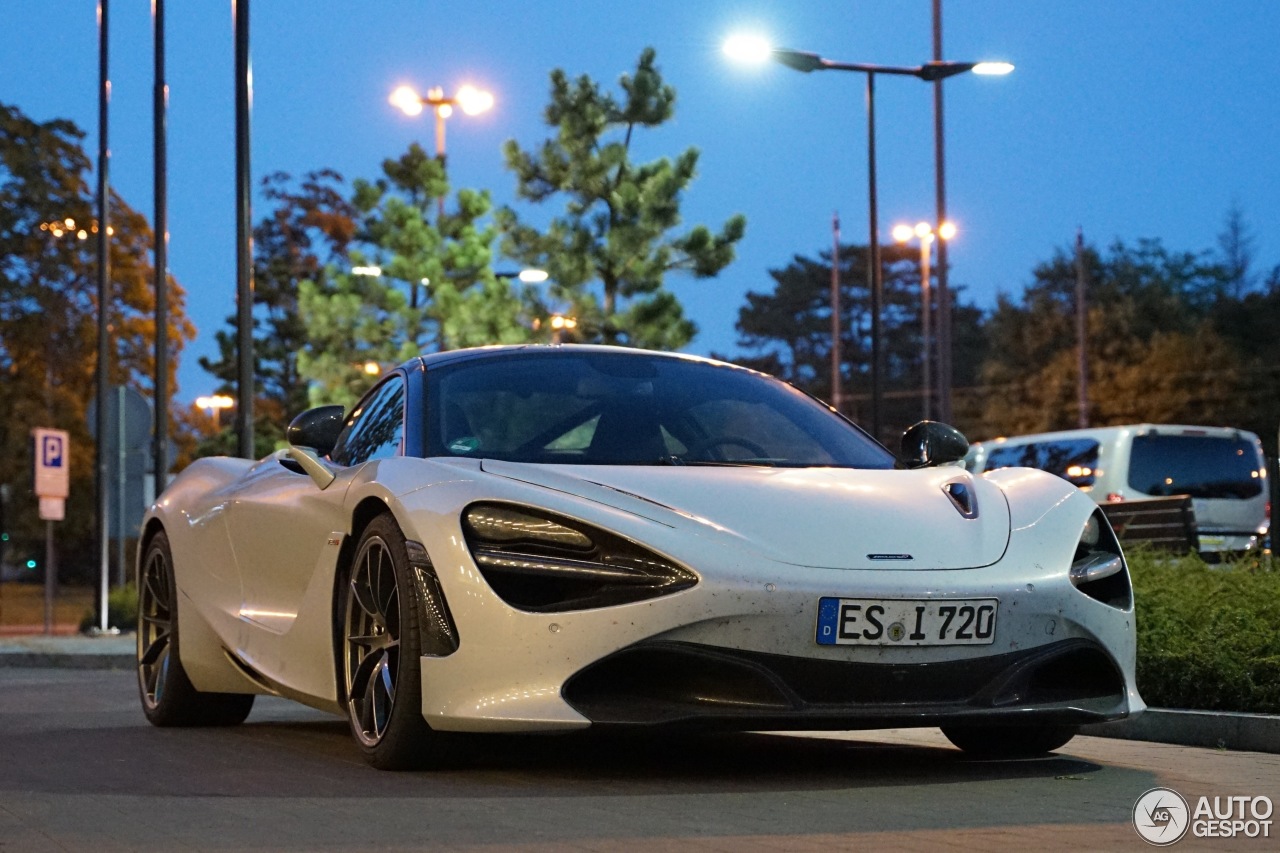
462,503,698,613
1069,510,1131,609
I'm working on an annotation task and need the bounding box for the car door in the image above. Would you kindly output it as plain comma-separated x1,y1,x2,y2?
224,375,407,678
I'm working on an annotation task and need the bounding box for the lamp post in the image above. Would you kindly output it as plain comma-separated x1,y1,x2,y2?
893,221,955,421
725,35,1010,439
389,83,494,222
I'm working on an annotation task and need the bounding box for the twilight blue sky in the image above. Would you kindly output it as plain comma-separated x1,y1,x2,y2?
5,1,1279,404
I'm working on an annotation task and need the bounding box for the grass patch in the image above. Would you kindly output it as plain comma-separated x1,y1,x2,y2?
1130,549,1280,714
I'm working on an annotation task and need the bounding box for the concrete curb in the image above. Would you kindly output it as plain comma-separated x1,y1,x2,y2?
1081,708,1280,754
0,634,135,671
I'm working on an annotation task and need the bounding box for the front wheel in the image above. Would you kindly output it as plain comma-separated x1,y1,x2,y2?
941,723,1077,758
341,514,456,770
137,530,255,727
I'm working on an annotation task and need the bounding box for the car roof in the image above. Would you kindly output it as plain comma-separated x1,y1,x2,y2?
408,344,740,372
972,423,1260,448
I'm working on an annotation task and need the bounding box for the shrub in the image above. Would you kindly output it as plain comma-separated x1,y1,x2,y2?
1130,549,1280,714
78,582,139,633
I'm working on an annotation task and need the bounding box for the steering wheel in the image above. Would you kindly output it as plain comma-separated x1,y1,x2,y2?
684,435,770,461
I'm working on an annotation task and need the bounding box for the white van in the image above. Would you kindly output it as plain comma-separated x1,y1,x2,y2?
968,424,1269,553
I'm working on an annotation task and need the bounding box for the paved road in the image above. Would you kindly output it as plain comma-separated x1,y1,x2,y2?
2,668,1277,852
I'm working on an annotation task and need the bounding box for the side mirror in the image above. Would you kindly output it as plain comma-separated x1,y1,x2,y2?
286,405,345,456
900,421,969,469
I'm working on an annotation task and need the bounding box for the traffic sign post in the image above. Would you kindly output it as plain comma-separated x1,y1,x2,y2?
32,428,69,634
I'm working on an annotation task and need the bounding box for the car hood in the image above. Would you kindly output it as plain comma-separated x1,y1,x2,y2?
480,461,1010,570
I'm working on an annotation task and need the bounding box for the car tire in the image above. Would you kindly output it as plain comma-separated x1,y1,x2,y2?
137,530,256,727
341,513,456,770
941,723,1077,757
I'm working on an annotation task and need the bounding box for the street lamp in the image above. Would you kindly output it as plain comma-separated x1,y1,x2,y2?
725,35,1010,438
390,82,495,308
389,83,494,193
893,220,955,421
195,395,234,431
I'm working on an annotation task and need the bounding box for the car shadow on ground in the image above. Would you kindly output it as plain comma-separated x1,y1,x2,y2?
4,708,1118,800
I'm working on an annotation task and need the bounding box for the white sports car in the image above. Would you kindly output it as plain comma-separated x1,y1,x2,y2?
137,345,1142,769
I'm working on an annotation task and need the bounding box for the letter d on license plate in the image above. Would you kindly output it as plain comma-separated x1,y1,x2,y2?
816,597,998,646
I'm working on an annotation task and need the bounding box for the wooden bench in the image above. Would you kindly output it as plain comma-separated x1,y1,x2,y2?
1099,495,1198,554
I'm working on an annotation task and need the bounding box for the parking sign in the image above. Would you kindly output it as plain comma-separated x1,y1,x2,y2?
33,427,70,499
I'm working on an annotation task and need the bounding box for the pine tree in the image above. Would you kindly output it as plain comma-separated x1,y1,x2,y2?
498,47,746,349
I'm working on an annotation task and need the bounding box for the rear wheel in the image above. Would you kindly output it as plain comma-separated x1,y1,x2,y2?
342,513,454,770
941,723,1077,758
137,531,255,727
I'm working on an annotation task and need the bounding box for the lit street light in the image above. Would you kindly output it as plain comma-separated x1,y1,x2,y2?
893,221,955,421
725,34,1010,438
389,82,494,180
195,394,234,431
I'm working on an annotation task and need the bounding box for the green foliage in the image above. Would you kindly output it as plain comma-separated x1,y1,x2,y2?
499,47,746,349
296,267,421,408
79,582,138,633
296,145,533,408
77,578,137,630
733,242,985,440
1130,549,1280,714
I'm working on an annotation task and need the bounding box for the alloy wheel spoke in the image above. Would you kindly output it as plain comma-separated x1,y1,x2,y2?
350,572,381,623
348,647,383,701
146,558,169,608
347,632,392,652
371,656,394,736
139,629,170,666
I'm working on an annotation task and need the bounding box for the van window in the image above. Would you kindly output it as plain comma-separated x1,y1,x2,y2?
1128,435,1263,499
985,438,1100,487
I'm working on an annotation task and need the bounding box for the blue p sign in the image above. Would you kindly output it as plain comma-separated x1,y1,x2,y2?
42,435,63,468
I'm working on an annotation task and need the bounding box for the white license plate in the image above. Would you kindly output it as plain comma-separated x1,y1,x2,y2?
816,597,998,646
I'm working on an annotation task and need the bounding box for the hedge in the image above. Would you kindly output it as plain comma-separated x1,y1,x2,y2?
1130,549,1280,714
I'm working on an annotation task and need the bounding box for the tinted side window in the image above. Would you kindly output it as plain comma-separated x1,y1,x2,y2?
330,376,405,466
985,438,1100,487
1128,435,1264,499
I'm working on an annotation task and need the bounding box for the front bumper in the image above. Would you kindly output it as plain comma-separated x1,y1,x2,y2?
563,637,1129,730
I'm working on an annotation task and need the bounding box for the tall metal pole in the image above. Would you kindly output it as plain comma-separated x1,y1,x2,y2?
921,237,932,421
1075,227,1089,428
234,0,255,458
830,211,843,414
153,0,169,500
866,72,883,442
44,521,55,634
931,0,953,423
434,98,447,224
95,0,112,631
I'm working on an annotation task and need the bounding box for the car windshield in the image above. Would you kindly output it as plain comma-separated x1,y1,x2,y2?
1128,434,1265,499
424,351,894,468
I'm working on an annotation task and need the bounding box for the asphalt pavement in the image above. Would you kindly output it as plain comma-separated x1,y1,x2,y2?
3,665,1279,852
